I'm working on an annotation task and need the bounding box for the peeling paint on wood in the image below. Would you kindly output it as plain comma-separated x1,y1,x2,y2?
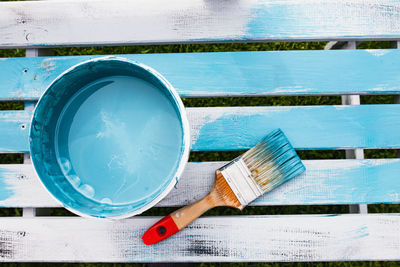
0,230,26,259
0,0,398,263
0,164,59,207
1,50,400,100
1,159,400,208
0,0,400,48
0,215,398,262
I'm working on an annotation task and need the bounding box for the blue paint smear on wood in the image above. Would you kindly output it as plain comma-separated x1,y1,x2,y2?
244,1,400,40
0,159,399,206
191,104,400,151
0,111,31,153
255,159,400,205
183,0,400,43
1,49,400,100
2,0,400,49
1,104,400,152
0,168,14,202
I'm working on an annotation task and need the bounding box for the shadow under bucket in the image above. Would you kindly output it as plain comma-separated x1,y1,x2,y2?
30,56,190,219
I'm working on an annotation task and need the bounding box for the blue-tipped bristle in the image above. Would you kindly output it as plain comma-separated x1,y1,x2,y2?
242,129,306,193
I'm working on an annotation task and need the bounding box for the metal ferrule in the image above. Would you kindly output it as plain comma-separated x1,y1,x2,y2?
220,157,264,206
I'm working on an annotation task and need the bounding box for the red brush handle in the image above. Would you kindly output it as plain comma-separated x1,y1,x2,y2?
142,193,220,245
142,215,179,245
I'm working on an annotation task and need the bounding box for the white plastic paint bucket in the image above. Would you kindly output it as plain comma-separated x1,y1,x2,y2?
30,56,190,219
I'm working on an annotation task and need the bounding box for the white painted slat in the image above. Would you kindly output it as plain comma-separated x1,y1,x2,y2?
2,159,400,208
0,165,59,208
1,0,400,48
0,215,399,262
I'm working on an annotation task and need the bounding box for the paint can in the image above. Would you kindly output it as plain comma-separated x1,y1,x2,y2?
30,56,190,219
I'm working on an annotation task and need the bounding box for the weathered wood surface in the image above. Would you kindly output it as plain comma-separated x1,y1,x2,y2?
1,159,400,208
338,41,369,215
0,111,31,153
1,50,400,100
0,215,399,262
1,0,400,48
22,49,42,218
1,105,400,152
187,105,400,150
0,0,398,263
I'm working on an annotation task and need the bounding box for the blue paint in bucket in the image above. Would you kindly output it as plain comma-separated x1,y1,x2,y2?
30,57,190,218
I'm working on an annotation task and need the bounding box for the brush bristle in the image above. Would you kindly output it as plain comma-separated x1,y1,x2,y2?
242,129,305,193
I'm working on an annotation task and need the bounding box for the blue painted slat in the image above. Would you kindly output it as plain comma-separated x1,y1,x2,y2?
1,105,399,153
1,50,400,100
0,111,31,153
1,0,400,48
189,105,400,151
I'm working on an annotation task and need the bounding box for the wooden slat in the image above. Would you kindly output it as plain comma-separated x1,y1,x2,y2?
2,105,400,153
1,0,400,48
1,50,400,100
335,41,369,215
0,215,399,262
0,164,58,208
187,105,400,150
1,159,400,208
22,101,36,217
0,111,31,153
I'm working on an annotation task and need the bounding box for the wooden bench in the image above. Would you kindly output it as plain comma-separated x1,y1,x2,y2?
1,0,400,263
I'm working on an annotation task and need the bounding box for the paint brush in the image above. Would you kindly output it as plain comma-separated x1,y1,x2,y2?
142,129,305,245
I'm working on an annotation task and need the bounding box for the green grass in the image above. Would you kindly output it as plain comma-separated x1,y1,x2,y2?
0,41,399,266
